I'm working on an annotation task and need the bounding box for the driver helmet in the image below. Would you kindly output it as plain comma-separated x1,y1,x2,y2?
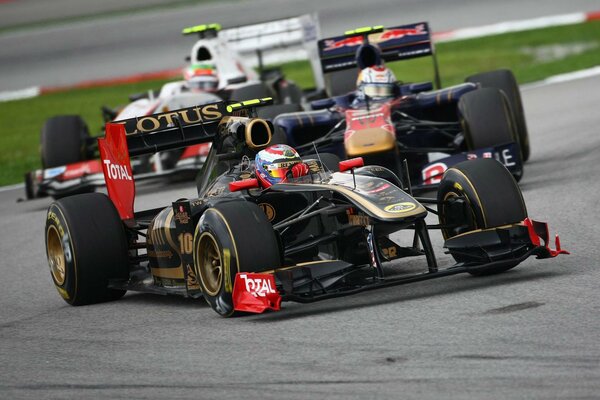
356,65,397,101
255,144,303,188
183,63,219,92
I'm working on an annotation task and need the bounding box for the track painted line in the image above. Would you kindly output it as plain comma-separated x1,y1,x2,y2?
0,182,24,192
0,86,40,102
39,68,182,94
432,11,597,42
521,66,600,90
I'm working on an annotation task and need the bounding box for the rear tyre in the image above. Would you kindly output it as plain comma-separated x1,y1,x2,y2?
437,158,527,275
458,87,523,181
194,201,281,317
45,193,129,305
41,115,90,168
466,69,530,161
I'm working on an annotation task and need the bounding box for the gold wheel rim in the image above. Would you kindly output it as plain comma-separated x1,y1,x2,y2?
47,225,66,286
197,233,222,296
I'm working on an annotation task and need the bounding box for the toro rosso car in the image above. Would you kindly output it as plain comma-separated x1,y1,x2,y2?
273,23,531,191
26,15,321,200
44,99,567,317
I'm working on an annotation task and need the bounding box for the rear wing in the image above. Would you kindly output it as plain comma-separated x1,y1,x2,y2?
98,99,272,221
219,14,323,90
112,102,228,157
98,101,228,221
318,22,441,88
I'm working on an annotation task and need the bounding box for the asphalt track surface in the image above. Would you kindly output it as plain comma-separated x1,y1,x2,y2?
0,73,599,398
1,0,600,91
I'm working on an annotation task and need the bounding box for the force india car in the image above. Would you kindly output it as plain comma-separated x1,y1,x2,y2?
273,23,531,191
26,15,321,200
44,99,567,317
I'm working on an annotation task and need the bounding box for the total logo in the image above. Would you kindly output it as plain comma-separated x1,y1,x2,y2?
239,274,276,298
103,160,132,181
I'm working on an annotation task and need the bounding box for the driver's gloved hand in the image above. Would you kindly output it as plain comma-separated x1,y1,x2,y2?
285,162,310,181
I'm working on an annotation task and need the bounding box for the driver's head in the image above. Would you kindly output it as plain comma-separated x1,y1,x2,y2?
255,144,304,188
356,65,397,101
183,63,218,92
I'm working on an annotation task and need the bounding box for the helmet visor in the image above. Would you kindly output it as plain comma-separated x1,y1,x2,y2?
264,161,299,180
363,83,393,98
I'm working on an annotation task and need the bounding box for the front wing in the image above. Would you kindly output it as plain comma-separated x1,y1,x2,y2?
232,219,568,314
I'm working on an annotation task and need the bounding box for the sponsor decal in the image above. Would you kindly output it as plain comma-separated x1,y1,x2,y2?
115,103,223,135
44,166,66,180
233,273,281,314
384,202,417,213
348,214,370,226
497,148,515,166
454,182,463,191
174,205,191,225
422,162,447,185
102,159,133,181
367,183,391,194
147,249,173,258
239,274,277,298
62,161,102,180
323,36,364,51
259,203,276,221
47,211,62,234
377,24,427,42
186,263,201,291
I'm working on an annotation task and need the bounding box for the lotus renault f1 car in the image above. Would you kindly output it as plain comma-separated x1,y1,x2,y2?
44,99,567,317
273,23,531,191
26,15,322,200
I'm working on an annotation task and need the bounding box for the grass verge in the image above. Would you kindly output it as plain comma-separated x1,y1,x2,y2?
1,20,599,186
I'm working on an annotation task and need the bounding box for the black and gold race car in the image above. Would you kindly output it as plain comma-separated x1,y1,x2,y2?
44,99,568,317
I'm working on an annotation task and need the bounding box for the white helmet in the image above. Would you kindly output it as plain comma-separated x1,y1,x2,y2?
356,65,397,100
183,63,219,92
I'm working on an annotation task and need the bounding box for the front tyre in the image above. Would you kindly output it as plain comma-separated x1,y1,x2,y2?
437,158,527,275
194,201,281,317
45,193,129,305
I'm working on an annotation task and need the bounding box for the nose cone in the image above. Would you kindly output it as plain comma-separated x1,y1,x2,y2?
345,127,396,157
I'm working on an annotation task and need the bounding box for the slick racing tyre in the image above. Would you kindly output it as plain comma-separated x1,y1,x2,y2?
41,115,90,169
194,201,281,317
466,69,530,161
45,193,129,305
437,158,527,276
458,87,523,181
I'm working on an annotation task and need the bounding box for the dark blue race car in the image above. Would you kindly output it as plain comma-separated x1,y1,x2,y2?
272,23,530,191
